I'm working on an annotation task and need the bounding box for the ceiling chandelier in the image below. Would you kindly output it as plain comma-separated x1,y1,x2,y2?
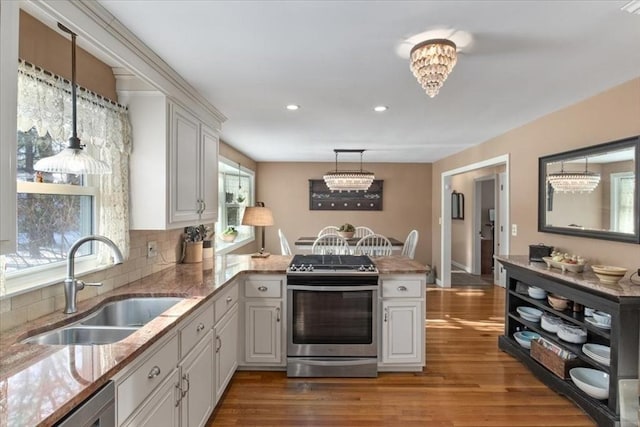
409,38,457,98
547,159,601,193
34,23,111,175
323,149,374,192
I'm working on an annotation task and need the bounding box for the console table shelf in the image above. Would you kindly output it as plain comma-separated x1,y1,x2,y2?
496,256,640,427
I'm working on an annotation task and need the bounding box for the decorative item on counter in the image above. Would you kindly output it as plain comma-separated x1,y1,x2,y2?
528,243,553,262
590,265,627,284
542,250,586,273
220,226,238,242
338,223,355,239
181,224,212,263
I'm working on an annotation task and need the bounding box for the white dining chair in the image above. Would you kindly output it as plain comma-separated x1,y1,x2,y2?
401,229,419,259
278,228,292,256
354,226,374,238
311,234,351,255
317,225,340,237
354,234,393,256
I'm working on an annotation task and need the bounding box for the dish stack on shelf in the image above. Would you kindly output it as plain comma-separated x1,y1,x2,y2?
513,331,541,349
585,310,612,330
582,343,611,367
569,367,610,400
540,313,563,333
557,324,587,344
517,306,543,323
527,286,547,299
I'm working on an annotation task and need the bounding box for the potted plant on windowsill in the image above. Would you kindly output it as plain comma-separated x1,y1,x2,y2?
338,223,355,239
220,226,238,242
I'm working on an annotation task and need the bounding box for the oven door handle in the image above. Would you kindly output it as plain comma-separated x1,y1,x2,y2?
292,358,378,367
287,285,379,292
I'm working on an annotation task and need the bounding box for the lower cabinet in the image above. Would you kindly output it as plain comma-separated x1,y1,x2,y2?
244,300,282,365
180,331,215,427
123,368,181,427
379,275,426,370
215,302,238,402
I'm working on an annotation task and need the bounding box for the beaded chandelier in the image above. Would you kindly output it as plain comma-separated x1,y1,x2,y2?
409,38,457,98
323,149,374,192
547,160,601,193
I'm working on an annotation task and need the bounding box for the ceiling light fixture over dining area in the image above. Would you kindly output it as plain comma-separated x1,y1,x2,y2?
323,149,375,192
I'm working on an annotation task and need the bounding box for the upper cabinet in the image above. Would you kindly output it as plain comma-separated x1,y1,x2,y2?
123,92,219,230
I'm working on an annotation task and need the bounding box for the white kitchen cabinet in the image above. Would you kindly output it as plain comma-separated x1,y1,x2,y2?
123,368,180,427
0,0,18,254
215,302,238,402
241,275,285,367
121,91,219,230
179,330,215,427
379,275,425,370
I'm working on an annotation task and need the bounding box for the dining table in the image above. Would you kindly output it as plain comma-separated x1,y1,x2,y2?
293,236,404,254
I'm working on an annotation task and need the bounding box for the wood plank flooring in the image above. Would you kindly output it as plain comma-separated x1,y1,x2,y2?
208,285,595,426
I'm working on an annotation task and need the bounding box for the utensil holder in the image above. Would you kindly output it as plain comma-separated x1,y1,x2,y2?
183,241,203,263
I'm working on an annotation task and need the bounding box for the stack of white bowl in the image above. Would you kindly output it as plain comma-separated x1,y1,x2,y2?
582,343,611,367
586,311,612,330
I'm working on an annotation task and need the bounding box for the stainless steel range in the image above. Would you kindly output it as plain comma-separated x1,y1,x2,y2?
286,254,379,378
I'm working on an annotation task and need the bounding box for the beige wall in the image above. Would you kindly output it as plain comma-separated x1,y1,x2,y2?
432,78,640,277
256,162,432,264
19,11,117,101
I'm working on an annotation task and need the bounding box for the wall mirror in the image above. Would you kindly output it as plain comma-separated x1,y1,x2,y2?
451,191,464,220
538,135,640,243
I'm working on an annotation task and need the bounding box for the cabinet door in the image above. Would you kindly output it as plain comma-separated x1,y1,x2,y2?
180,331,215,427
199,124,218,222
170,103,201,224
244,300,282,365
215,303,238,401
123,369,180,427
382,300,423,364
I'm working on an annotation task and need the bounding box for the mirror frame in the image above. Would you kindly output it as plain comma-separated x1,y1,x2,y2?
538,135,640,243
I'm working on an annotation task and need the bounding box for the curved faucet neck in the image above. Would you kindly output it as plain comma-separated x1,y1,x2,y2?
66,235,124,279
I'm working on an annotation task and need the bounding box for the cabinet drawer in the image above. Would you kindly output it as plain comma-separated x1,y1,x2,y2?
180,301,214,358
215,284,238,323
245,279,282,298
382,279,423,298
117,334,179,425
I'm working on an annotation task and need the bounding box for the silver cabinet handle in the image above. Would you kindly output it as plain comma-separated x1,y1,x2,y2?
226,296,233,304
175,383,181,407
258,286,268,292
148,365,161,379
201,201,206,212
196,322,205,332
397,285,408,291
384,307,389,322
195,199,201,214
181,373,190,398
216,335,222,353
276,307,281,322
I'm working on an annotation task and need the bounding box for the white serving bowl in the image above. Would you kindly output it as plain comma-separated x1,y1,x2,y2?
591,265,627,284
513,331,541,349
527,286,547,300
557,324,587,344
584,307,595,317
517,306,543,323
540,313,564,333
591,311,611,327
569,367,609,400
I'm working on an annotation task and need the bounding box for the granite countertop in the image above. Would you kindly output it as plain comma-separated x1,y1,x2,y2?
0,254,425,426
495,255,640,298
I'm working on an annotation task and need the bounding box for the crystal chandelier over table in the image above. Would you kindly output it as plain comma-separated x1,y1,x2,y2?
323,149,375,192
409,38,457,98
547,160,601,193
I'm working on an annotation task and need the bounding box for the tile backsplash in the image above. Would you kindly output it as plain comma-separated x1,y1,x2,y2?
0,229,184,332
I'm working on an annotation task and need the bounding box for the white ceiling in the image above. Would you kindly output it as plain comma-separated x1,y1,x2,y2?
96,0,640,164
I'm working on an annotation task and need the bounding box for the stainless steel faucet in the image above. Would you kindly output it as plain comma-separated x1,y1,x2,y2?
64,235,124,314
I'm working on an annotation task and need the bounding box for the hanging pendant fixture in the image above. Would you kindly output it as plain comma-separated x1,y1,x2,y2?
323,149,375,192
34,23,111,175
409,38,458,98
547,158,600,193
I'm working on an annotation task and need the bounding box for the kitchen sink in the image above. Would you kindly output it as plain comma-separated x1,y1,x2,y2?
80,297,185,327
22,296,184,346
23,326,138,345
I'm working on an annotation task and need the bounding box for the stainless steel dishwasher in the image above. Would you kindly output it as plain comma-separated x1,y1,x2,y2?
54,381,115,427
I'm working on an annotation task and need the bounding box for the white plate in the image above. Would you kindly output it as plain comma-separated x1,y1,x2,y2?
586,317,611,330
558,326,587,344
582,343,611,366
570,368,609,400
517,306,543,323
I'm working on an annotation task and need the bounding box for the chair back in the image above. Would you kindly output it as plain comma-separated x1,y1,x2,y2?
317,226,340,237
311,234,351,255
278,229,292,256
354,234,393,256
401,229,419,259
354,226,374,238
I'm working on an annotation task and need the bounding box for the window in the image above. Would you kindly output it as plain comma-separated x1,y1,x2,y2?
610,172,635,233
215,158,255,253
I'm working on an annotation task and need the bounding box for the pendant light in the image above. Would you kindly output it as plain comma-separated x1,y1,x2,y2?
34,23,111,175
323,149,375,192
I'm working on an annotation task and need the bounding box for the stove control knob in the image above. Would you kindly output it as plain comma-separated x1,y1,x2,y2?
290,265,297,271
308,265,314,271
359,265,366,272
368,265,376,271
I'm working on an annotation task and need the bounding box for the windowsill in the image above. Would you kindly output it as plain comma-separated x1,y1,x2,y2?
215,236,254,255
1,256,105,300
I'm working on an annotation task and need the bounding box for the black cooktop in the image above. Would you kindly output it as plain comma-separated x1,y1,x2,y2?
288,254,377,273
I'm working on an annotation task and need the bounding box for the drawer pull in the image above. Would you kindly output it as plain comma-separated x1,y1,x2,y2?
196,322,205,332
175,383,181,407
226,296,233,304
147,365,161,379
216,335,222,353
258,286,268,292
181,373,190,398
384,307,389,322
397,285,408,291
276,307,281,322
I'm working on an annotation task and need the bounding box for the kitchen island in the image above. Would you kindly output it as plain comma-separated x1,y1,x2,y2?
0,254,426,426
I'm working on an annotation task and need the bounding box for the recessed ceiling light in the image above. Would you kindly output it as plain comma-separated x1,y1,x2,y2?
373,105,388,112
286,104,300,110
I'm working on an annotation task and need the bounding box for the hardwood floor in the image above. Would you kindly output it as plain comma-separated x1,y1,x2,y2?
208,285,595,426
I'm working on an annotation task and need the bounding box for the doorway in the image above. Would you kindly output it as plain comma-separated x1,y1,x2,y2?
472,175,496,280
440,155,510,288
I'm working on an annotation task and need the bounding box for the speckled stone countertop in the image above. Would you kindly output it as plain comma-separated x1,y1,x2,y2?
0,254,426,426
495,255,640,298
